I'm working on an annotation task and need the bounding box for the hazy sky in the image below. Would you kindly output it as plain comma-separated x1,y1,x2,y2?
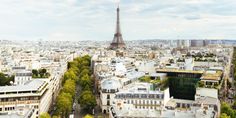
0,0,236,41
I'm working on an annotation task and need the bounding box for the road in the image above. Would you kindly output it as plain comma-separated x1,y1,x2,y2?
220,47,234,104
74,82,83,118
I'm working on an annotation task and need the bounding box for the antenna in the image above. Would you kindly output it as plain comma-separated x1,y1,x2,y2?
115,0,120,8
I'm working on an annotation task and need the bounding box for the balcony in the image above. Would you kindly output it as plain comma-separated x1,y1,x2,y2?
0,100,40,105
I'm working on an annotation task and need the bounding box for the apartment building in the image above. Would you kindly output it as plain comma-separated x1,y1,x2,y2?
0,79,51,118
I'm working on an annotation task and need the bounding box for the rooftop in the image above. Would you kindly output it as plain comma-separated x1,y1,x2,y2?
201,71,222,81
101,78,122,90
156,69,203,74
0,79,46,93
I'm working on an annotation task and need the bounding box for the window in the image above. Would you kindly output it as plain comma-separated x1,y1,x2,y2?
149,94,154,98
141,94,147,98
107,100,110,105
107,95,110,99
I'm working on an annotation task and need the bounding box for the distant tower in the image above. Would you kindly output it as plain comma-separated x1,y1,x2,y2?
110,5,126,50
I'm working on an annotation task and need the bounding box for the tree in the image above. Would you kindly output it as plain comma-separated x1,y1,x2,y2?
32,69,38,76
0,73,13,86
139,76,151,82
221,102,235,118
198,81,205,87
81,60,90,67
80,69,90,77
220,113,231,118
42,68,47,74
79,74,92,89
56,92,73,117
79,90,96,111
62,79,76,97
52,116,60,118
63,70,77,84
83,114,93,118
40,112,51,118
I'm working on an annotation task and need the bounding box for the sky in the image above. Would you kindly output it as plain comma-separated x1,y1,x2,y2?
0,0,236,41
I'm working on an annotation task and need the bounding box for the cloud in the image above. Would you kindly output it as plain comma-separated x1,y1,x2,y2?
0,0,235,41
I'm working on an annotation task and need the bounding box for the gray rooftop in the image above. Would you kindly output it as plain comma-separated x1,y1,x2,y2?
0,79,46,93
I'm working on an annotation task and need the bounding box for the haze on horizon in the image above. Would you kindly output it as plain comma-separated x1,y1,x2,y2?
0,0,235,41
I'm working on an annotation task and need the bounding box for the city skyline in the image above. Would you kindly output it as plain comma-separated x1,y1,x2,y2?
0,0,236,41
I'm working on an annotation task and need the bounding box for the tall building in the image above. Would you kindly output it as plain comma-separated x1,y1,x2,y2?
190,40,208,47
110,5,126,50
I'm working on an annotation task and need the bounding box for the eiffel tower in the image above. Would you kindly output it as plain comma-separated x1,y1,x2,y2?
110,5,126,50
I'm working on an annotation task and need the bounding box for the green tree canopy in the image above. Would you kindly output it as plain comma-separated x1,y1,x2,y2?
80,69,90,76
40,112,51,118
63,69,77,84
220,113,231,118
32,69,38,76
56,92,73,117
62,79,76,97
79,90,96,111
83,114,93,118
221,102,236,118
79,74,92,89
0,73,14,86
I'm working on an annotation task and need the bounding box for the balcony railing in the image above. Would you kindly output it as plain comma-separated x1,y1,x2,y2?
0,100,40,105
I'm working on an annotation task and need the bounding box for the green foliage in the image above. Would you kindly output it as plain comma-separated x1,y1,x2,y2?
56,92,73,117
79,74,92,90
80,69,90,77
63,69,77,85
52,116,60,118
62,79,76,97
220,113,231,118
42,68,47,73
139,76,151,82
79,90,97,111
83,114,94,118
198,81,205,87
32,69,38,76
40,112,51,118
32,68,49,78
221,102,236,118
139,76,161,84
54,55,95,117
0,73,14,86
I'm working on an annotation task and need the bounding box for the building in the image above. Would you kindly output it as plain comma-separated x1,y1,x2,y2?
190,40,208,47
0,79,51,118
14,70,32,85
